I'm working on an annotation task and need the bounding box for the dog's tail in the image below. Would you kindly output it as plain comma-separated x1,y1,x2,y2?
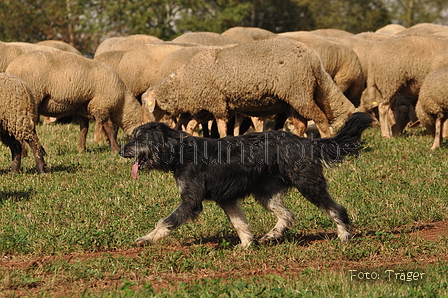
315,112,375,165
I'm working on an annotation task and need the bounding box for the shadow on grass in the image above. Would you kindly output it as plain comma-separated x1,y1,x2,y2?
186,231,340,249
0,189,36,203
46,163,82,174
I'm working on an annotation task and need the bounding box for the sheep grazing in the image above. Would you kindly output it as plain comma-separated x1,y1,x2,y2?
221,26,276,43
277,33,365,106
94,34,163,57
5,50,142,153
415,67,448,150
0,73,46,173
361,35,448,137
171,31,239,46
143,38,355,138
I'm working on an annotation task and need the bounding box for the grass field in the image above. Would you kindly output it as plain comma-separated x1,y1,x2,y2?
0,119,447,297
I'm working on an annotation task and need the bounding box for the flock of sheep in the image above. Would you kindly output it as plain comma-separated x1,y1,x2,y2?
1,22,448,173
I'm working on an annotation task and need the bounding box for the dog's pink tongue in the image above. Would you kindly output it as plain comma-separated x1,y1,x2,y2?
131,162,139,180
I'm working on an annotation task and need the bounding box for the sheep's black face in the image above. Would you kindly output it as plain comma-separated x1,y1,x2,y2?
120,123,182,178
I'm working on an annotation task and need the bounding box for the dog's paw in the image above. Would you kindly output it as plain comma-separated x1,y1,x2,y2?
258,232,283,245
135,237,151,246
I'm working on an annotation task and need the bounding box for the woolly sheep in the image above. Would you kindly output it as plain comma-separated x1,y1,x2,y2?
415,67,448,150
361,35,448,137
221,26,276,43
5,50,142,153
142,38,355,138
397,23,448,36
0,41,61,72
114,43,186,100
374,24,406,35
0,73,46,173
171,32,239,46
36,40,82,55
94,34,163,57
277,32,365,106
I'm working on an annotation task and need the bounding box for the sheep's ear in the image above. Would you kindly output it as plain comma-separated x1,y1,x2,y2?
142,90,157,113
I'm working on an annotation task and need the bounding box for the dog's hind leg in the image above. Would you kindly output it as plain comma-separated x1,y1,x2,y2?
256,193,296,244
219,201,253,248
135,200,203,246
295,179,351,242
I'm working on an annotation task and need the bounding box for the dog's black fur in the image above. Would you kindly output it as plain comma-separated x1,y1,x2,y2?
120,112,374,247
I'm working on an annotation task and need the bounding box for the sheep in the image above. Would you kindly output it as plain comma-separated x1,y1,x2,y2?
0,73,46,173
221,26,276,43
0,41,61,72
147,45,222,132
415,67,448,150
113,43,187,100
397,23,448,36
142,38,355,138
5,50,142,153
36,40,82,56
94,34,163,57
374,24,406,35
277,32,365,106
361,35,448,137
171,32,239,46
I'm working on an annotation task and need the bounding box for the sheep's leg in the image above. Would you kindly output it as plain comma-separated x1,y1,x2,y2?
185,119,199,136
1,134,22,173
93,122,106,145
431,117,444,150
102,121,120,154
256,193,295,244
289,110,307,137
26,139,46,173
378,102,391,138
233,114,244,136
290,105,331,138
219,201,253,248
78,116,89,152
251,117,265,132
216,118,228,137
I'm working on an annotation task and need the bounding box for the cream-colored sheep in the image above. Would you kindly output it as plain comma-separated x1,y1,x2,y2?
0,41,60,72
277,32,365,106
361,35,448,137
221,26,276,43
94,34,163,57
36,40,82,55
415,67,448,150
374,24,406,35
0,73,46,173
5,50,142,153
142,38,355,138
171,32,239,46
114,43,186,100
397,23,448,36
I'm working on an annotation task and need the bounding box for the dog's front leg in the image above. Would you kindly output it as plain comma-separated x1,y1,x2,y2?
256,193,296,244
135,200,203,245
219,202,253,248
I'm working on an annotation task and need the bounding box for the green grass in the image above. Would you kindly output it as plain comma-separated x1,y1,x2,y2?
0,121,447,297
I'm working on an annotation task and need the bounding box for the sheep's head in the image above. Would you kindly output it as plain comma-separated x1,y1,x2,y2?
141,89,166,123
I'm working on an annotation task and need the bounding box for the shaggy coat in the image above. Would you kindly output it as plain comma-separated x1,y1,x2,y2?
361,35,448,137
5,50,142,153
415,67,448,150
120,112,374,247
0,73,46,173
143,38,355,138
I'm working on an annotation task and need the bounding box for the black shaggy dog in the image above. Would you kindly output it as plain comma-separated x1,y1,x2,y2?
120,112,374,247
